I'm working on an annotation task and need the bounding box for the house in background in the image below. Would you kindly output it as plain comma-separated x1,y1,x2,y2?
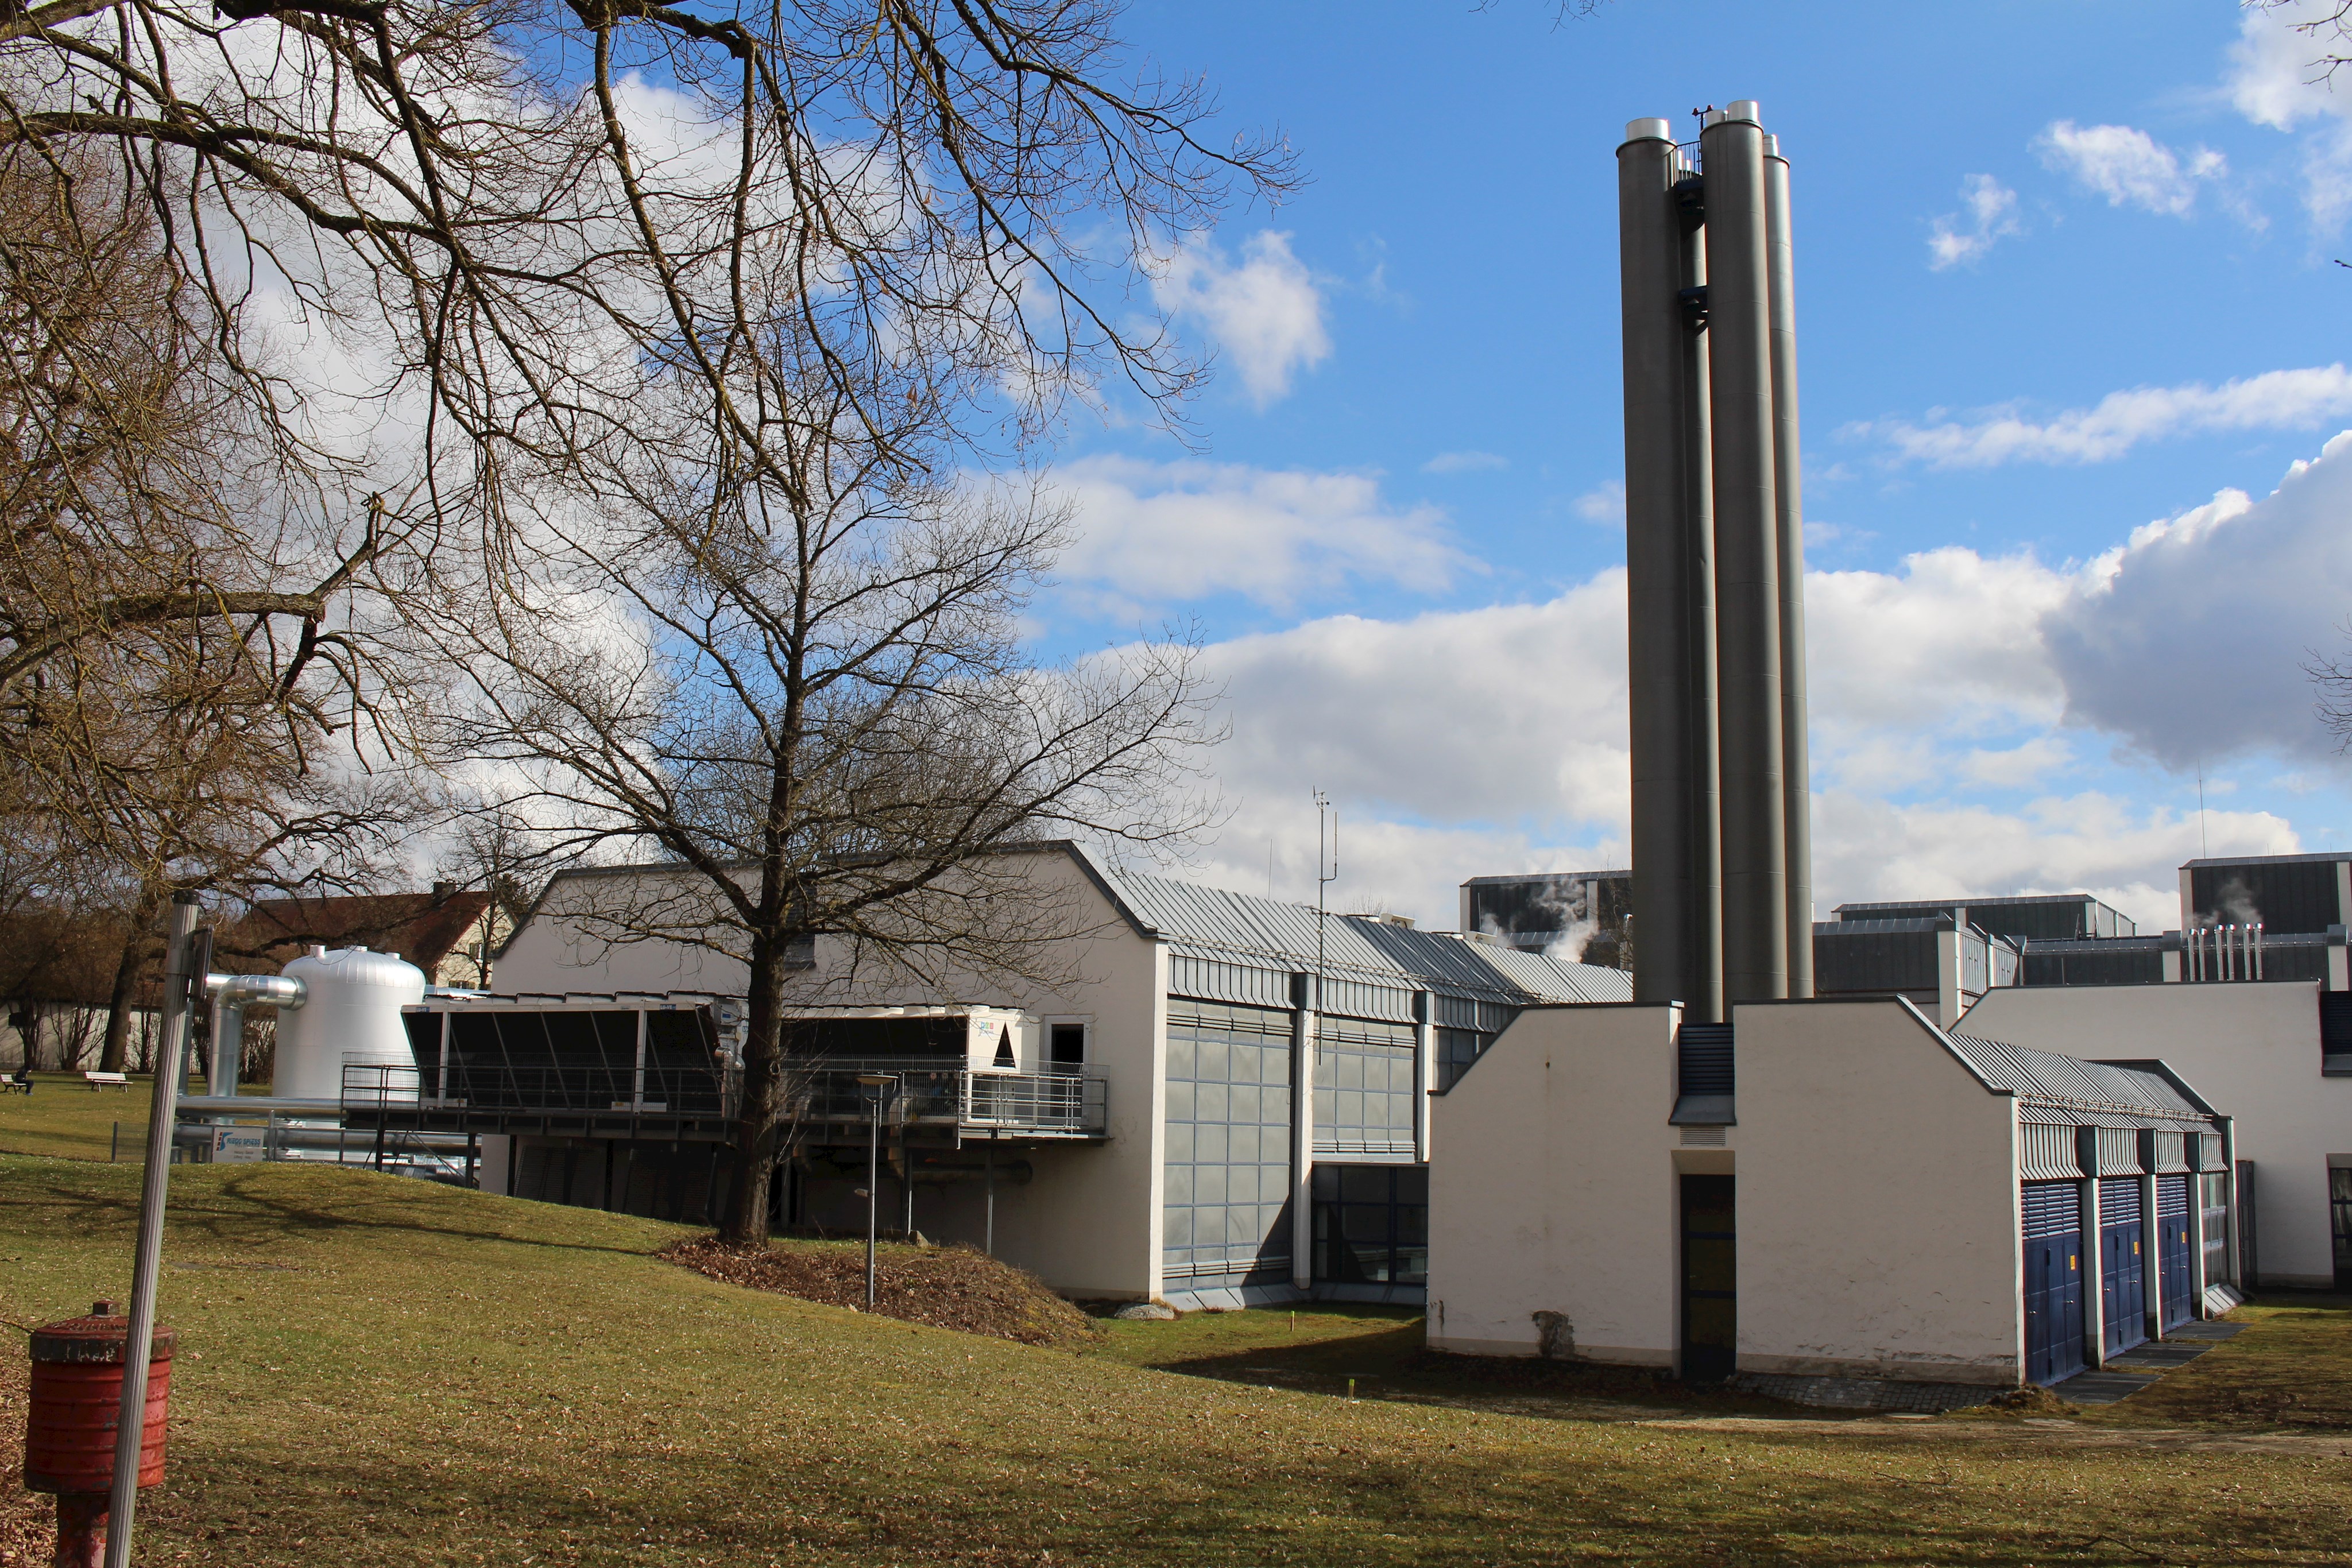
224,884,495,987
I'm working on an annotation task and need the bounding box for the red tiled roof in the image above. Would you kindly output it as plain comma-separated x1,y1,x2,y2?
219,891,492,977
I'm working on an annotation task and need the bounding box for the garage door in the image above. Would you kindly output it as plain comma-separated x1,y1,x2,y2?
2099,1177,2147,1356
2156,1173,2193,1331
2022,1182,2085,1386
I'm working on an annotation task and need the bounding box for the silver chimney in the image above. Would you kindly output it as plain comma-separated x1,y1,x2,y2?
1616,102,1814,1017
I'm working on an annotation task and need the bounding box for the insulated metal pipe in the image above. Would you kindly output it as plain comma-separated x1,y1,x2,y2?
1618,117,1697,1010
1701,101,1789,1003
203,973,304,1099
1763,132,1814,998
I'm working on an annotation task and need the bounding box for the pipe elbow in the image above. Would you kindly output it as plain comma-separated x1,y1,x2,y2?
205,973,307,1009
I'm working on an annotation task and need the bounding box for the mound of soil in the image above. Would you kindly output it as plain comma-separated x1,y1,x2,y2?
1964,1385,2081,1417
660,1234,1094,1346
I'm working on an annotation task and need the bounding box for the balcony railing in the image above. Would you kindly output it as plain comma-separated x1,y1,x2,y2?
341,1059,1107,1137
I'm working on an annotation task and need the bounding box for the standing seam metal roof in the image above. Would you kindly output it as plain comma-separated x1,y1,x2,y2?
1944,1032,2208,1122
1104,868,1633,1006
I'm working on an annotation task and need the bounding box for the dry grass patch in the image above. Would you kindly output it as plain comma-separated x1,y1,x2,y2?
4,1156,2351,1566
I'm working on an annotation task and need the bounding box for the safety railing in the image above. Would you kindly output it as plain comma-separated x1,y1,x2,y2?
342,1061,735,1119
342,1060,1107,1136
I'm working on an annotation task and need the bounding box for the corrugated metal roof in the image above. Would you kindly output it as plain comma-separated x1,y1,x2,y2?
1106,866,1633,1006
1945,1031,2207,1122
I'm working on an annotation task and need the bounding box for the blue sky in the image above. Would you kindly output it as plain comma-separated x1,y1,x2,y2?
1013,1,2352,936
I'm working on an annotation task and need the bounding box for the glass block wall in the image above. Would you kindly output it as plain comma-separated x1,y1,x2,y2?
1313,1017,1418,1156
1163,1001,1296,1291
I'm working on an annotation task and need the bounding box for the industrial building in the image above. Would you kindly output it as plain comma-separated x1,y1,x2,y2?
1798,854,2352,1294
1426,997,2237,1392
362,843,1631,1307
1459,871,1630,958
1966,967,2352,1293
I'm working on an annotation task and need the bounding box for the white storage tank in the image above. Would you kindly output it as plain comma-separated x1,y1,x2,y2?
272,946,425,1102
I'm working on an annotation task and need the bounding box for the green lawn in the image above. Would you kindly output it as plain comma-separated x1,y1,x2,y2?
0,1070,202,1162
4,1154,2350,1566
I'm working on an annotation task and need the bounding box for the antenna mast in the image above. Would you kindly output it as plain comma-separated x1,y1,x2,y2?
1314,790,1339,1013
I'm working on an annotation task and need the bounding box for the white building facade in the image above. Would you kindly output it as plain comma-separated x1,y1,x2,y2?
438,844,1631,1307
1429,997,2235,1392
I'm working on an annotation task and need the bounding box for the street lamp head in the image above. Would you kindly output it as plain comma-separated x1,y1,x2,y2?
854,1073,896,1087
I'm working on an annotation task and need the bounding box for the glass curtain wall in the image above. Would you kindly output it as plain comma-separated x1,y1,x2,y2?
1162,1001,1295,1292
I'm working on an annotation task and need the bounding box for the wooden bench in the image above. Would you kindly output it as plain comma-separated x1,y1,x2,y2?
83,1070,129,1091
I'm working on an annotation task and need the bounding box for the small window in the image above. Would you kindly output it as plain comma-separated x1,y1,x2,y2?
1050,1023,1086,1071
992,1027,1015,1068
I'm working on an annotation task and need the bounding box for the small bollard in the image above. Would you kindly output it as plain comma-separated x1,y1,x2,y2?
24,1301,175,1567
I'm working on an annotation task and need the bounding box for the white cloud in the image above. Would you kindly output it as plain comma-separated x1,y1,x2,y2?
2045,433,2352,768
1573,479,1626,526
1860,363,2352,466
2037,120,2228,218
1051,455,1465,611
1152,231,1331,408
1175,439,2352,930
1422,450,1508,474
2229,1,2349,130
2227,4,2352,230
1927,174,2022,269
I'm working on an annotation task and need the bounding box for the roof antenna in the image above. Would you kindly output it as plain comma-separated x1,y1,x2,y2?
1314,790,1339,1020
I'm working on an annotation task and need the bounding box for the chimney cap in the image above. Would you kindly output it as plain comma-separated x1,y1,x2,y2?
1622,117,1673,144
1725,99,1761,125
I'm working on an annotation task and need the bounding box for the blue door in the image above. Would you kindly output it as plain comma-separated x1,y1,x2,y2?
2157,1174,2193,1330
2100,1177,2147,1356
2022,1182,2085,1385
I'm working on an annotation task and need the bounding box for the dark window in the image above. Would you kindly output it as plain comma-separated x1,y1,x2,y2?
2332,1167,2352,1292
1312,1164,1426,1287
1050,1023,1086,1070
991,1027,1015,1067
2322,993,2352,1073
1434,1027,1491,1091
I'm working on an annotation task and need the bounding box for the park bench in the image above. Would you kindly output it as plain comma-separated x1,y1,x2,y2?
83,1070,129,1090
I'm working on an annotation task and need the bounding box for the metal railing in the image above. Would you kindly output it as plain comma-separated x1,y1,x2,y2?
342,1060,1107,1136
343,1060,736,1118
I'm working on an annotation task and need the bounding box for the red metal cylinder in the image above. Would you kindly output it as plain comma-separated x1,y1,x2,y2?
24,1300,175,1495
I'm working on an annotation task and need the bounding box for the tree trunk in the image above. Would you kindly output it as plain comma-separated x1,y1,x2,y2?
722,928,790,1245
98,921,146,1073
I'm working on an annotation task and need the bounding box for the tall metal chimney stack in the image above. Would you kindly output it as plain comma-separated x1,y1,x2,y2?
1616,101,1814,1018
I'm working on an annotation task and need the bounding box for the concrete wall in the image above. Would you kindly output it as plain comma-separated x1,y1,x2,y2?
1426,1002,1682,1365
1966,980,2343,1288
1735,999,2021,1384
488,848,1166,1300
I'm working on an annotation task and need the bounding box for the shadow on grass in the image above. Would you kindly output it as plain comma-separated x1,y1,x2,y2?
0,1160,665,1263
1134,1313,1808,1421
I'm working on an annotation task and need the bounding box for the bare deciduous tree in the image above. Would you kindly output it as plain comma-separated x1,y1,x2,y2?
433,359,1217,1242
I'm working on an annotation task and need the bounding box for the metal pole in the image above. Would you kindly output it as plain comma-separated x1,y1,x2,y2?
865,1096,880,1306
985,1140,996,1256
104,895,198,1568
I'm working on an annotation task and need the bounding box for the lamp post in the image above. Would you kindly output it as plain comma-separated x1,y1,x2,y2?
855,1074,896,1307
